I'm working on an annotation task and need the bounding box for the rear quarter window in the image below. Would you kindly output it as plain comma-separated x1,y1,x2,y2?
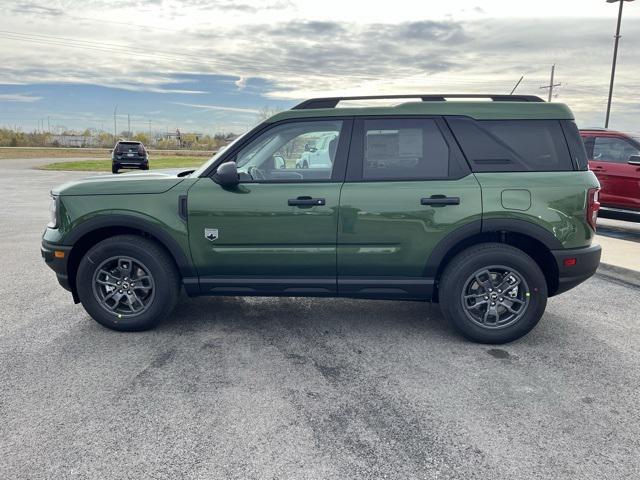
447,118,574,172
561,121,588,171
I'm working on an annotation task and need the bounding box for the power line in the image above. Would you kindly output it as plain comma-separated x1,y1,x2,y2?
0,30,207,65
0,30,344,82
65,14,182,33
0,30,585,85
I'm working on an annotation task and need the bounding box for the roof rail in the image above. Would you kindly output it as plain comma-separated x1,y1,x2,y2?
292,94,545,110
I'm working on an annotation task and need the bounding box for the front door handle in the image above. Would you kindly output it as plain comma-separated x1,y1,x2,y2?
421,196,460,206
288,196,325,206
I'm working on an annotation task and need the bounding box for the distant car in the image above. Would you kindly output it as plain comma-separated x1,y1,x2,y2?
580,129,640,214
295,133,338,168
111,141,149,174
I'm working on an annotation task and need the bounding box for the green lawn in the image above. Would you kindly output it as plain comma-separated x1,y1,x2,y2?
39,156,208,172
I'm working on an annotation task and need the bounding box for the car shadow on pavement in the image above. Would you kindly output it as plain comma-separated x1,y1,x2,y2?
159,294,460,343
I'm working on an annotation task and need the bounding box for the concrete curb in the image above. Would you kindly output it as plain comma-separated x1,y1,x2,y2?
597,263,640,289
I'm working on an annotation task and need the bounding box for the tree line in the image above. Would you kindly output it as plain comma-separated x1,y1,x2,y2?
0,128,238,150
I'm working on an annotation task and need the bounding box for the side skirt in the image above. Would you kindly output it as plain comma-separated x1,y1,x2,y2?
182,276,434,300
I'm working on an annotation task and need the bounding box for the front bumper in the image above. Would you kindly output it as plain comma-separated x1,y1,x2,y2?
41,240,73,293
551,243,602,295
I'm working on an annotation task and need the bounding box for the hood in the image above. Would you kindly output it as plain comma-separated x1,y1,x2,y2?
52,170,189,196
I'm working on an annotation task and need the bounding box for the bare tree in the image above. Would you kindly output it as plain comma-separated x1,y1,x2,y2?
256,106,282,123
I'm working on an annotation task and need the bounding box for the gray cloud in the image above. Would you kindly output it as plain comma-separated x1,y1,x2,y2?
172,0,293,13
0,93,42,102
11,2,64,16
1,7,639,130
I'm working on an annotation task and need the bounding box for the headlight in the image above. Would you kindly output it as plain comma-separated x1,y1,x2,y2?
48,195,58,228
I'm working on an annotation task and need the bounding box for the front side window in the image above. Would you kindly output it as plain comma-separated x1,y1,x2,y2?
593,136,640,163
361,118,450,180
233,120,343,182
582,136,595,159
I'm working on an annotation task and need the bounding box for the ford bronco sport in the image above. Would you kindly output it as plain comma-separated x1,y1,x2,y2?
42,94,601,343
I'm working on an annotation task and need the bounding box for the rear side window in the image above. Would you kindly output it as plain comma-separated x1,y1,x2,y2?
360,118,451,180
447,118,574,172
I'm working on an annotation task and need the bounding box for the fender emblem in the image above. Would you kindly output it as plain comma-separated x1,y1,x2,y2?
204,228,219,241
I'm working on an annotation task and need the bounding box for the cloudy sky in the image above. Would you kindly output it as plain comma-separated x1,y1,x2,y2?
1,0,639,134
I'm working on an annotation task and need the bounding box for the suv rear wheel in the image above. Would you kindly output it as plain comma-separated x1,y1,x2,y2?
439,243,548,344
76,235,180,331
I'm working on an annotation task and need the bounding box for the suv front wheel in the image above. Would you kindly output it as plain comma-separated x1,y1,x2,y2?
76,235,180,331
439,243,548,344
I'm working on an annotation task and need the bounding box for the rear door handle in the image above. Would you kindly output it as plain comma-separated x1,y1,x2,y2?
288,196,325,206
421,196,460,206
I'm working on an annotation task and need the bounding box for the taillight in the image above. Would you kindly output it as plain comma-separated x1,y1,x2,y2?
587,188,600,231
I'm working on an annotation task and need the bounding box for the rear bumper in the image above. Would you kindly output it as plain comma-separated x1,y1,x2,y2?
551,243,601,295
113,157,148,167
41,240,73,293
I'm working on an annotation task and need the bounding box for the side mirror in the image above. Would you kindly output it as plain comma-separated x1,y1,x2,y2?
213,161,239,187
273,155,285,169
628,155,640,166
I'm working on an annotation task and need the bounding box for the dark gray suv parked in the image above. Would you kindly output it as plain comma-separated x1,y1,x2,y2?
111,141,149,174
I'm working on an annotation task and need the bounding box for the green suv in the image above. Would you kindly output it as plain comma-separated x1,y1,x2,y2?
41,94,601,343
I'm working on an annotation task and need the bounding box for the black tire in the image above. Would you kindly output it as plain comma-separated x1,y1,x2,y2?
76,235,180,332
439,243,548,344
141,165,149,171
112,165,119,174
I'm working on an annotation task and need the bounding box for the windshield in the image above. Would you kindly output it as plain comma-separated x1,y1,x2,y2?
191,133,248,177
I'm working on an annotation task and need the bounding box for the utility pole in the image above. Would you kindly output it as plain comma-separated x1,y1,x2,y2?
127,114,131,138
47,116,50,133
540,64,561,102
113,104,118,141
605,0,635,128
148,120,152,144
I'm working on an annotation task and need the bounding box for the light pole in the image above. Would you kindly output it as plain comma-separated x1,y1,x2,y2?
113,104,118,141
605,0,635,128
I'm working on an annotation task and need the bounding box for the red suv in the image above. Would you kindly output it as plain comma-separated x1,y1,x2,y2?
580,129,640,213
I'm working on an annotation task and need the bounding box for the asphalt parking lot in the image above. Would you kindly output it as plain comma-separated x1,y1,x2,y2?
1,158,639,480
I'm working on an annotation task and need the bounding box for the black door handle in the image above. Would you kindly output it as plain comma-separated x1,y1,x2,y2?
420,196,460,206
288,196,326,206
